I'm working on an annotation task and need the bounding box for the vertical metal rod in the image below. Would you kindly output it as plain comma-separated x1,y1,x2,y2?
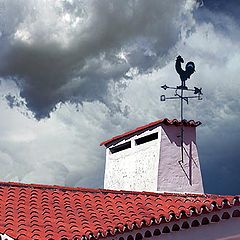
180,88,184,163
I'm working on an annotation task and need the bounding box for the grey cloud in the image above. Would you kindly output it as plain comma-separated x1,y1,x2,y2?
5,94,24,108
0,0,189,119
22,161,69,186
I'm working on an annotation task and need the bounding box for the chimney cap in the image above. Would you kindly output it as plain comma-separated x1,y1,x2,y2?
100,118,201,146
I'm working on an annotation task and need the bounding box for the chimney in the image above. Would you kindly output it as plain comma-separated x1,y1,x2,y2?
101,118,204,194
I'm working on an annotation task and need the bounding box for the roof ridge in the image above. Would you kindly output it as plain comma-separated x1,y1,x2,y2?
0,181,101,193
0,181,238,198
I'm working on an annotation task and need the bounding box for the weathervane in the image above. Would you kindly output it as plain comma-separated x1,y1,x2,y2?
160,55,203,163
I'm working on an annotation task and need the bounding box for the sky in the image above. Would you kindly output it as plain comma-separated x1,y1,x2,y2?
0,0,239,195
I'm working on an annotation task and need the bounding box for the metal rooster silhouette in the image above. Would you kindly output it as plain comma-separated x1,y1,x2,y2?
175,55,195,89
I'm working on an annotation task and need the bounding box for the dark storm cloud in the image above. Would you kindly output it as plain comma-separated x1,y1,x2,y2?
195,0,240,37
200,123,240,195
0,0,188,119
202,0,240,22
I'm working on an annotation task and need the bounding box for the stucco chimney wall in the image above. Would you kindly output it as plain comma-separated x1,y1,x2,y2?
102,120,204,194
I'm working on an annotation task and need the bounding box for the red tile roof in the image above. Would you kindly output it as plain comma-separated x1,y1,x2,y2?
0,182,238,240
100,118,201,146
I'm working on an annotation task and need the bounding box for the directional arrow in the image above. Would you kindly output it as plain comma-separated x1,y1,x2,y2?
194,87,202,95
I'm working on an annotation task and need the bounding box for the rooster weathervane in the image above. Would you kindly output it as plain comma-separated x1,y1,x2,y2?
160,55,203,163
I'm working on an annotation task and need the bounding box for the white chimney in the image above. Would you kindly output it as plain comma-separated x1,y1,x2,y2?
101,119,204,193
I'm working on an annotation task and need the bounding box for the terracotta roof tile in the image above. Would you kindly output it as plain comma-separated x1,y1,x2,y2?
0,182,238,239
100,118,201,146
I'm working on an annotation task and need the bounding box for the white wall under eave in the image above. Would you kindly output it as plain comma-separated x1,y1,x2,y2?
0,234,15,240
150,218,240,240
107,207,240,240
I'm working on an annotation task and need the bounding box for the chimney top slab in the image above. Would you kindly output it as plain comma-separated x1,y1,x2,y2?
100,118,201,147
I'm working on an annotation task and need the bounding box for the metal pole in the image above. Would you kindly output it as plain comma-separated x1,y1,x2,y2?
180,88,184,163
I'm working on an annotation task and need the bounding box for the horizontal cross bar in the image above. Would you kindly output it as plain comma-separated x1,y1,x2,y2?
160,95,202,102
